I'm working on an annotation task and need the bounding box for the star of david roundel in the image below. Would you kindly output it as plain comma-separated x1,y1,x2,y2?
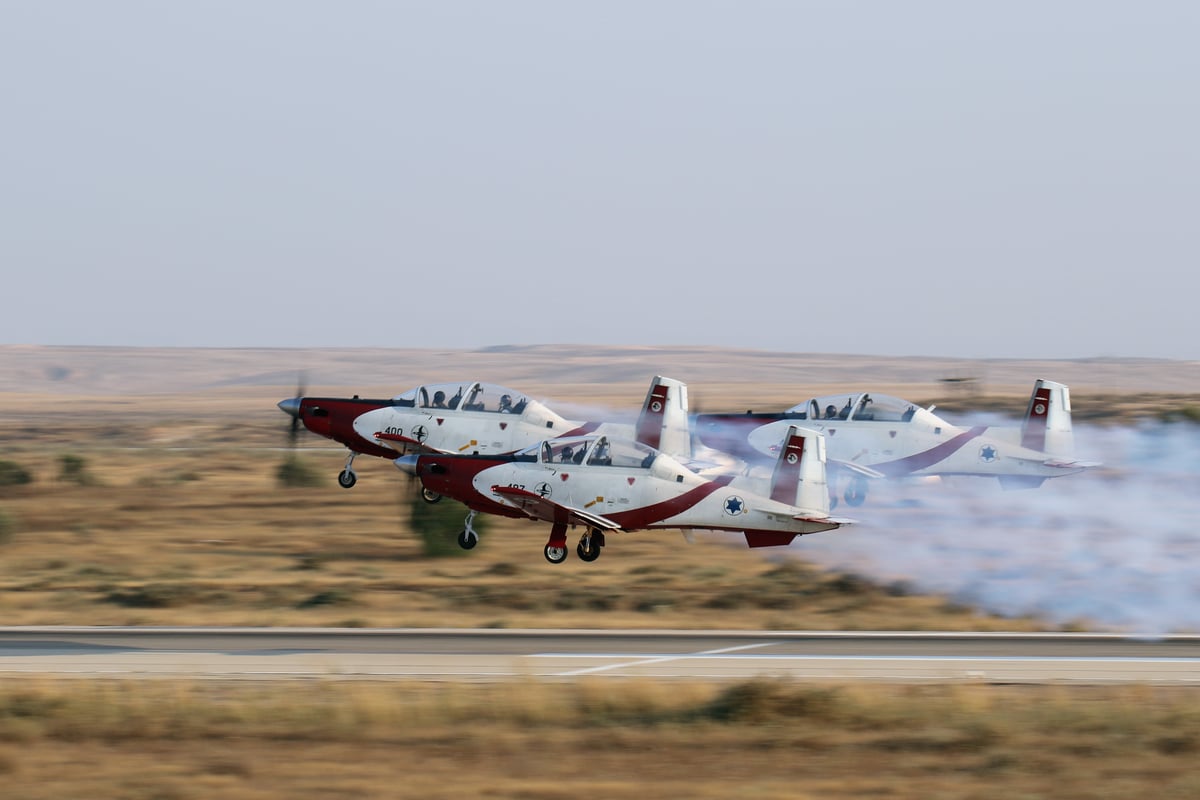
723,496,746,516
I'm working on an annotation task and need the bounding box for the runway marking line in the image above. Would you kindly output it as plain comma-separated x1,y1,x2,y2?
546,642,775,677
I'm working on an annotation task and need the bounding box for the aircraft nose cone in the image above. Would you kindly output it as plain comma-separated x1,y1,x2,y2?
277,397,301,418
394,455,419,476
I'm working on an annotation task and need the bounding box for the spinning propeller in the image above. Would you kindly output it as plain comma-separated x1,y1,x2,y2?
277,372,307,447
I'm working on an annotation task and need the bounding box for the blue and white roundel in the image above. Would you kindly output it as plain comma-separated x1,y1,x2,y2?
978,444,998,463
723,496,746,516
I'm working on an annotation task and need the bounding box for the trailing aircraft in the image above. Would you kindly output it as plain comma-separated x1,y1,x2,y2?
277,377,690,493
394,426,852,564
694,379,1098,507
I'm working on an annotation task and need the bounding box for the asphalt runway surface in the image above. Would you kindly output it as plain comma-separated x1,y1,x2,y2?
2,628,1199,684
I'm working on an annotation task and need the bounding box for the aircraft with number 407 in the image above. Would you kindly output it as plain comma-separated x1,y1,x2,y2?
694,379,1099,508
277,376,691,494
394,426,853,564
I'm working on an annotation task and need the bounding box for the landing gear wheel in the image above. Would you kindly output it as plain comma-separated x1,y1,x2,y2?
457,529,479,550
576,538,601,563
421,488,442,504
544,545,568,564
338,469,357,489
843,477,867,507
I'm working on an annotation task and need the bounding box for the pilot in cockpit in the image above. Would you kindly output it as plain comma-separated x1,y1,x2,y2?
432,390,447,409
825,404,838,419
499,394,514,413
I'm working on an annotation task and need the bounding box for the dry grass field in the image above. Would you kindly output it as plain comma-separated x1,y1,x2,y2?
0,679,1197,799
1,346,1199,798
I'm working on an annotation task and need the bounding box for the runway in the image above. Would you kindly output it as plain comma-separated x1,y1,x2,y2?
2,628,1198,684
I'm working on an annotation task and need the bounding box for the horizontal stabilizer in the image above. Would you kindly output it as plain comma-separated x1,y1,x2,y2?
794,513,857,525
1044,458,1102,469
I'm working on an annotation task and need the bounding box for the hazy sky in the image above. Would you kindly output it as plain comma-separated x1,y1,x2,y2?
3,2,1197,359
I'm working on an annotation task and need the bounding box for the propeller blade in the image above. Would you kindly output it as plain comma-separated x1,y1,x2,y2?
279,370,308,448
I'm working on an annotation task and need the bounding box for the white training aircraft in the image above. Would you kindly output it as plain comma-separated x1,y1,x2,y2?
694,379,1099,507
395,426,853,564
278,377,691,492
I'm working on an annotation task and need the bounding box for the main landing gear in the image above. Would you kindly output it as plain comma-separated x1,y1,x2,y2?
842,475,868,507
421,487,442,504
828,472,868,510
449,514,608,564
542,524,606,564
338,452,358,489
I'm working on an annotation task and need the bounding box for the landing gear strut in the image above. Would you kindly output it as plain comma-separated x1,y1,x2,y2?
576,528,605,562
457,510,479,550
338,452,358,489
544,522,569,564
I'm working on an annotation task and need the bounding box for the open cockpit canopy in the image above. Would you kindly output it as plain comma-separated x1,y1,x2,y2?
392,382,532,414
788,392,919,423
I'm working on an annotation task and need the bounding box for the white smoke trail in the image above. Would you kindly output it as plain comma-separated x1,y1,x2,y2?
797,421,1200,634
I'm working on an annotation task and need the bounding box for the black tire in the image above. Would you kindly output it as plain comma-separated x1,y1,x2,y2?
577,539,601,562
338,469,357,489
421,488,442,504
843,477,867,507
544,544,568,564
457,530,478,550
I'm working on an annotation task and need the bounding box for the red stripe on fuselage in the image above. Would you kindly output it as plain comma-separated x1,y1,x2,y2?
604,475,735,530
558,422,602,437
871,426,989,477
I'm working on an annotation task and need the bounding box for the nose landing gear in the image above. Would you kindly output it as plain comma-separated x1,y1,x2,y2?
338,452,358,489
457,510,480,550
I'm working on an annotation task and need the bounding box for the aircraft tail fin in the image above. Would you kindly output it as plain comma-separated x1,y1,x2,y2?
768,426,830,514
1020,379,1075,458
635,376,692,461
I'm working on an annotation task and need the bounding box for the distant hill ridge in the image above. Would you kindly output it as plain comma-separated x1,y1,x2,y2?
0,344,1196,396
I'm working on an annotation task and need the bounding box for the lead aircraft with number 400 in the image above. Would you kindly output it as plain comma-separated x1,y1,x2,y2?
278,377,691,493
394,426,853,564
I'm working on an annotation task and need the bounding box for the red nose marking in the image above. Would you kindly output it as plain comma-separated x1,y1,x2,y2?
560,473,570,481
